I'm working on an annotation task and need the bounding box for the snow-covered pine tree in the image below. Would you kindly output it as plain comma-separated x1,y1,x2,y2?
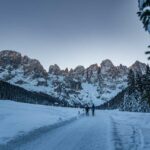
127,69,135,94
138,0,150,59
142,65,150,104
138,0,150,32
121,70,135,111
135,72,143,93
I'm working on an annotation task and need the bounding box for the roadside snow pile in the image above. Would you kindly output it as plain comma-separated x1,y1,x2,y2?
0,100,80,145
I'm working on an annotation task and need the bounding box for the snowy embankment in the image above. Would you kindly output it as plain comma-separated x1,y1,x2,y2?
0,100,81,145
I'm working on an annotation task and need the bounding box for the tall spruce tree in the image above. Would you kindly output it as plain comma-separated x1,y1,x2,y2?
138,0,150,59
143,65,150,104
127,69,135,94
135,72,143,93
138,0,150,32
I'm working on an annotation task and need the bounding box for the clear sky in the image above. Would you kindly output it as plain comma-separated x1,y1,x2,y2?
0,0,149,70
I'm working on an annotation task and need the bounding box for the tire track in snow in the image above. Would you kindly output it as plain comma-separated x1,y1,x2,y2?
111,117,124,150
129,127,144,150
111,116,144,150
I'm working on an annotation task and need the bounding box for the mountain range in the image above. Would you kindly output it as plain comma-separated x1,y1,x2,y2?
0,50,147,106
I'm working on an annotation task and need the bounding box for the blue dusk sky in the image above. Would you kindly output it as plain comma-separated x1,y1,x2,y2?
0,0,149,70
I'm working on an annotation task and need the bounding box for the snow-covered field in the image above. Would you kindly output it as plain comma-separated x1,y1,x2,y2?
1,100,150,150
0,100,80,145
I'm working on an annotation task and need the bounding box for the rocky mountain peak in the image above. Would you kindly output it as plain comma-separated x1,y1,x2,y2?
101,59,114,68
100,59,114,74
61,68,69,75
87,64,99,71
84,64,100,83
130,61,146,74
117,64,128,75
0,50,47,81
49,64,61,75
73,65,85,74
22,56,47,78
68,66,85,80
0,50,22,68
0,50,21,56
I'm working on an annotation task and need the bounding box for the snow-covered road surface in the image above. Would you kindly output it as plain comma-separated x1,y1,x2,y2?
1,101,150,150
15,112,112,150
6,110,150,150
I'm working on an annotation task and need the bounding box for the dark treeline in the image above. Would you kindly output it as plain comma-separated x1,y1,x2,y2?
98,65,150,112
0,80,68,106
97,89,126,110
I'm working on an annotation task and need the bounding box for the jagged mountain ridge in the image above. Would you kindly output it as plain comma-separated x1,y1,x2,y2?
0,50,147,106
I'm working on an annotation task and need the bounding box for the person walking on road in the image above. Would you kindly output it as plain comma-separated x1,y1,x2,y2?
85,104,89,116
91,104,95,116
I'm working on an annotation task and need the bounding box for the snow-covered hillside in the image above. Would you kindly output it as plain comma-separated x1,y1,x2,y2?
0,100,80,145
0,50,147,106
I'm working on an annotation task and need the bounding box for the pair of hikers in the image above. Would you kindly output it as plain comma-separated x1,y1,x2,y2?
85,104,95,116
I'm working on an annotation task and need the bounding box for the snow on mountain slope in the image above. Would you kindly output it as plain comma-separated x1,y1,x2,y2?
0,50,147,106
0,100,80,145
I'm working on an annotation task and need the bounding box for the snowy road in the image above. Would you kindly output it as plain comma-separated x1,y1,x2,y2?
2,110,150,150
15,111,112,150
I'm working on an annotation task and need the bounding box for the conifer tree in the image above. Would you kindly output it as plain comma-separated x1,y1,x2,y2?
138,0,150,59
138,0,150,32
127,69,135,94
142,65,150,104
135,72,143,93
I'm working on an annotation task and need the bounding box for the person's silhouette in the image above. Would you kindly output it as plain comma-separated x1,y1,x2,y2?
91,104,95,116
85,104,89,116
